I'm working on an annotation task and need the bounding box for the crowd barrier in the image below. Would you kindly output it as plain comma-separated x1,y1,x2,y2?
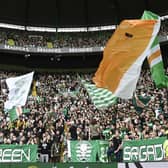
118,162,168,168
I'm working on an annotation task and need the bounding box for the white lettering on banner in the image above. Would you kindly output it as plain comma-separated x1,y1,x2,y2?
147,145,155,160
0,149,30,162
155,144,164,160
22,149,30,161
2,44,104,53
123,144,164,161
131,147,139,160
4,45,27,51
123,146,131,161
2,149,12,162
139,146,147,161
12,149,22,162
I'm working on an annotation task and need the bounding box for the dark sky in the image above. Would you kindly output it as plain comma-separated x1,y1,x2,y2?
0,0,167,27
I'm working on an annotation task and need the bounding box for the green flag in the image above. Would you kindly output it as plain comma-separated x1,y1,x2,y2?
68,140,98,162
9,107,30,121
68,140,109,162
142,11,168,87
82,81,117,109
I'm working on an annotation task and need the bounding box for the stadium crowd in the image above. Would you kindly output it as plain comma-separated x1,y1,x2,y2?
160,19,168,36
1,69,168,162
0,19,167,49
0,19,168,163
0,29,111,48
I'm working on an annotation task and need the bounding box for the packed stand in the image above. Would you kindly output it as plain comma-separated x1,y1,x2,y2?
0,29,112,49
0,69,168,162
0,20,167,49
160,19,168,36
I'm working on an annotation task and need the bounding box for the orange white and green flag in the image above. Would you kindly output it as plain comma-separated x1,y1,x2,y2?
93,19,160,99
142,10,168,88
8,106,30,121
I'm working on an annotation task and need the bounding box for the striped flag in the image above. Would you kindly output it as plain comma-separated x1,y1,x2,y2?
93,19,160,99
8,107,30,121
142,10,168,88
83,81,117,109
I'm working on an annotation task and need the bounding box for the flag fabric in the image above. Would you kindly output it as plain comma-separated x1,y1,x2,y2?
68,140,108,162
132,94,151,113
83,81,117,109
102,128,111,140
9,107,30,121
93,19,160,99
142,10,168,88
32,80,37,97
4,72,34,110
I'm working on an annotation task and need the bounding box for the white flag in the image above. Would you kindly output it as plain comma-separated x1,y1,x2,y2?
4,72,34,110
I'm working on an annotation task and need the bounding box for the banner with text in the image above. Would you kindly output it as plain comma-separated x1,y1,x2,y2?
123,137,166,162
0,144,37,162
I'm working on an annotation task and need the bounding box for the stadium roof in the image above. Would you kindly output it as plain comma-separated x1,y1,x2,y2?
0,0,168,28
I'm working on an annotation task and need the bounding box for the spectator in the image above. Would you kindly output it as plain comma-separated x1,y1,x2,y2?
112,130,122,162
51,137,61,162
39,133,51,162
0,68,168,162
107,140,115,162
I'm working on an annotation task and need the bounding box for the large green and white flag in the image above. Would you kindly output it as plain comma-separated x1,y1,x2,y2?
67,140,109,162
142,11,168,88
68,140,98,162
4,72,34,110
9,107,30,121
82,81,117,109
